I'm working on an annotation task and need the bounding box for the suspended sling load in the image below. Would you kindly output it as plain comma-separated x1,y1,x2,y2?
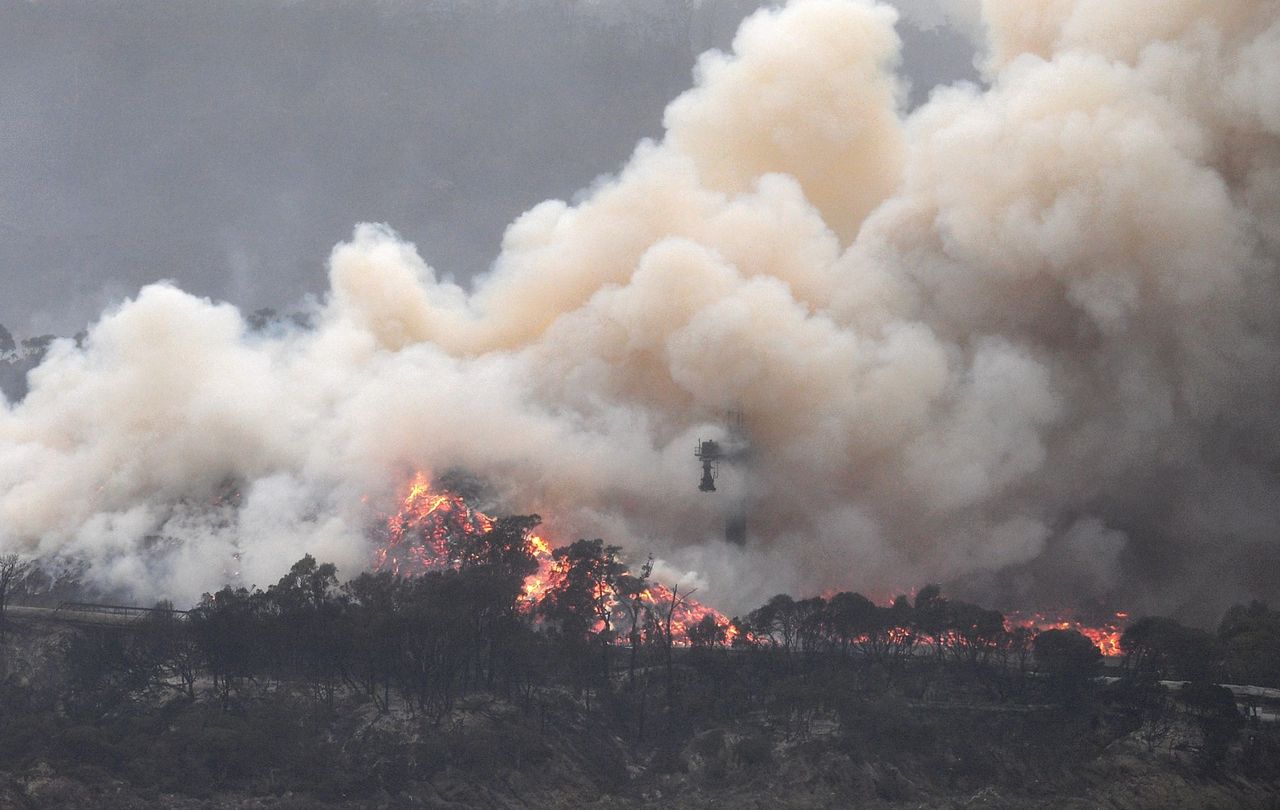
695,439,722,492
695,412,750,544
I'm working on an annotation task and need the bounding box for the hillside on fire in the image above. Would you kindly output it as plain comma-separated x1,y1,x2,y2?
2,483,1280,808
4,0,1280,806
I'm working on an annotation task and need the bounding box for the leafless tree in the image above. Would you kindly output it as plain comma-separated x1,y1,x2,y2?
0,552,31,647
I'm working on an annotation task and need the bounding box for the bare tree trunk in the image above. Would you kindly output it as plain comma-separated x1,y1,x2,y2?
0,554,27,660
663,585,678,708
628,626,641,688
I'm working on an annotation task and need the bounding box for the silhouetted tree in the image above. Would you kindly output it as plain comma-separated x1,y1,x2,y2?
63,629,153,719
1034,628,1102,706
1178,680,1244,768
135,602,200,700
794,596,828,658
0,553,29,648
267,555,346,707
189,586,268,710
883,595,920,664
990,625,1035,700
913,584,948,657
1121,616,1218,682
826,591,879,661
646,581,695,708
936,601,1007,668
1218,601,1280,687
613,555,653,688
539,538,627,685
342,571,402,712
748,594,800,656
687,614,728,649
453,514,541,582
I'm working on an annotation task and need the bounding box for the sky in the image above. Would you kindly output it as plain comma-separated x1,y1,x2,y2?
0,0,977,337
2,0,1277,620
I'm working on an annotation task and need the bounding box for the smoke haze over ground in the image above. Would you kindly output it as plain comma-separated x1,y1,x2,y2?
2,0,1278,623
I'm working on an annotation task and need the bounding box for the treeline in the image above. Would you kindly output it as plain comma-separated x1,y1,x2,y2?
44,520,1280,727
2,518,1279,800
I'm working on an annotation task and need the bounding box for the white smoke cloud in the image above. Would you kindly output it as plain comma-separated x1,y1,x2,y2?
2,0,1278,620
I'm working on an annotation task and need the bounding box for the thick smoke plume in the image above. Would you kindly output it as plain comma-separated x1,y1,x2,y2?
2,0,1278,621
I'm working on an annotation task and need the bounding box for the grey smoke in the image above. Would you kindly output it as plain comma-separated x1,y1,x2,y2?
2,0,1276,626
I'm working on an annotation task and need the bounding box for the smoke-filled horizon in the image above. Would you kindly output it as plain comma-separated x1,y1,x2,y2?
3,0,1279,624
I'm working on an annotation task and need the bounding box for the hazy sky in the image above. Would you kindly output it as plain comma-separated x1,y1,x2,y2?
0,0,977,336
4,1,1277,619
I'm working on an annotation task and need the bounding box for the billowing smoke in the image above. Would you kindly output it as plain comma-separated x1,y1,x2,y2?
2,0,1278,621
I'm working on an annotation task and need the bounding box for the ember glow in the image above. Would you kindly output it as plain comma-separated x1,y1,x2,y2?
1006,610,1129,658
634,582,741,647
373,475,1130,654
372,474,733,644
373,473,494,577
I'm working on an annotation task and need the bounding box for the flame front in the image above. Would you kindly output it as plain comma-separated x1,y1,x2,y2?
1006,610,1127,657
373,472,495,576
373,474,733,644
375,476,1125,655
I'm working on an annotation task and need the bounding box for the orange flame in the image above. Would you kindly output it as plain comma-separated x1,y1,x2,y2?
373,472,494,576
376,477,1130,654
1005,610,1127,657
373,474,733,645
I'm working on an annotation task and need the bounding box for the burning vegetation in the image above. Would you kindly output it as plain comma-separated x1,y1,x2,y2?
1005,610,1128,658
0,0,1278,803
372,473,734,647
368,473,1133,658
2,474,1279,808
3,525,1279,810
